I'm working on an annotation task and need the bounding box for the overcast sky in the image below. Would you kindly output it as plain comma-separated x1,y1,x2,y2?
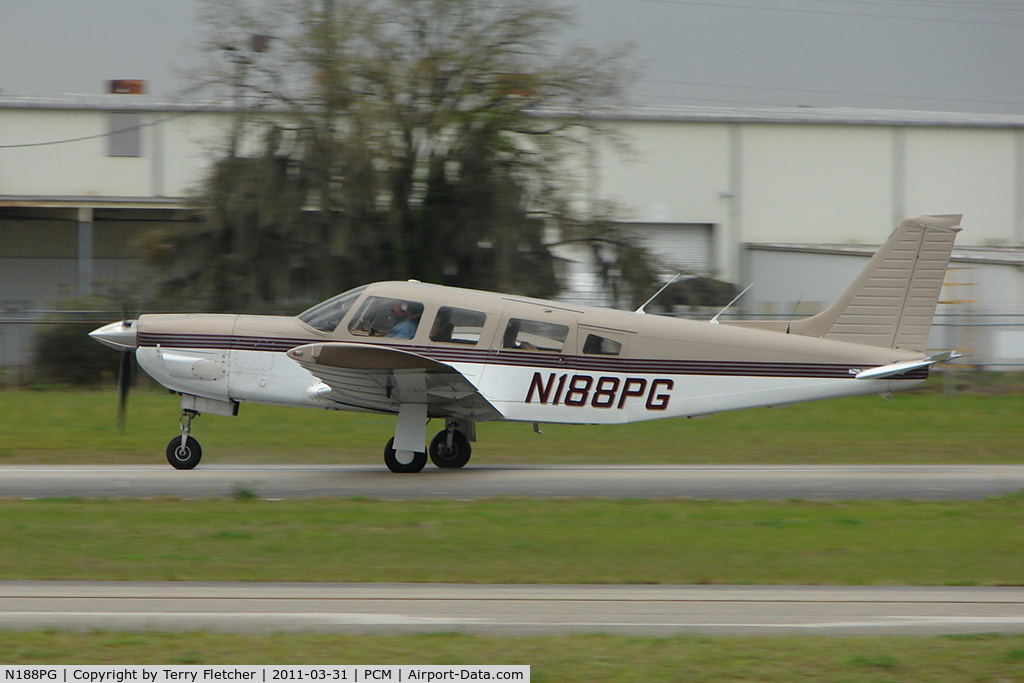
2,0,1023,114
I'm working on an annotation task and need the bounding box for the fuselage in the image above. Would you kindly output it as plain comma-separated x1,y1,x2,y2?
130,280,927,425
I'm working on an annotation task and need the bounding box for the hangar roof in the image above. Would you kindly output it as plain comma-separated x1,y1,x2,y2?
4,96,1024,129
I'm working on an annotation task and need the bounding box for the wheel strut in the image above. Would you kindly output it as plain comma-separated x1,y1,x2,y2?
180,408,199,441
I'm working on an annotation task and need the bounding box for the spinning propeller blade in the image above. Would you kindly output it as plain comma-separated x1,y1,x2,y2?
116,348,132,432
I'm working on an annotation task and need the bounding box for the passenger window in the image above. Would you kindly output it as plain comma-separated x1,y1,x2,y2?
502,318,569,352
348,296,424,339
431,306,487,345
583,334,622,355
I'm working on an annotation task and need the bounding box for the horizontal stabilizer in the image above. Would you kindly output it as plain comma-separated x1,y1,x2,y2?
854,350,962,380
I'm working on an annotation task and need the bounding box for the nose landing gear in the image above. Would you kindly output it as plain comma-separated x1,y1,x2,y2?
166,408,202,470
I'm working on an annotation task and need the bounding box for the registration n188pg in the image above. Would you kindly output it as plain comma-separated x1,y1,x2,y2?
6,672,58,681
525,372,673,410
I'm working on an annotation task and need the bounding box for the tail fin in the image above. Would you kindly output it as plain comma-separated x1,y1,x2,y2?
790,214,961,351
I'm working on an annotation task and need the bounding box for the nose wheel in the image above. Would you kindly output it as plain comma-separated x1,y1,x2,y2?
166,409,202,470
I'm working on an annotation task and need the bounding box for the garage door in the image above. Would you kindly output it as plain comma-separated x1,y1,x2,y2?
622,223,714,274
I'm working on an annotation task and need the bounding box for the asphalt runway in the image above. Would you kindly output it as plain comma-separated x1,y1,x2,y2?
3,582,1023,636
1,464,1023,500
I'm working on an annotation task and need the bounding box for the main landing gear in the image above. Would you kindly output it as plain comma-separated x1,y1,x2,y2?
429,426,471,469
166,408,202,470
382,419,473,474
383,437,427,474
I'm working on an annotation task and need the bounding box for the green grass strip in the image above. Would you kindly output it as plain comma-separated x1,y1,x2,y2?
1,497,1022,585
2,631,1024,681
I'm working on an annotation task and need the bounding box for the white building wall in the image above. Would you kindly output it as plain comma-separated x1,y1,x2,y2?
0,109,107,196
903,128,1019,244
739,124,896,245
0,103,234,199
596,120,732,224
589,117,1024,282
159,112,235,197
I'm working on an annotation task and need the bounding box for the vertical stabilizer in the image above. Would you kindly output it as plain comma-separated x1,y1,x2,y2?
789,215,962,351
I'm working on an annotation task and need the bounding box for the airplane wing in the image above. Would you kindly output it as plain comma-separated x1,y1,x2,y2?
853,350,962,380
286,342,501,421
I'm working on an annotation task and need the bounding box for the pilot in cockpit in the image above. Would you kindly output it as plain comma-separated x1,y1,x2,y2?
387,301,422,339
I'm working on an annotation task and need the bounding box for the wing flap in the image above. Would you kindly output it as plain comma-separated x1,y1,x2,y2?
287,342,501,420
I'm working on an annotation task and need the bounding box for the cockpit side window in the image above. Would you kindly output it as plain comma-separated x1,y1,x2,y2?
502,318,569,352
430,306,487,345
583,334,622,355
348,296,424,339
298,285,367,332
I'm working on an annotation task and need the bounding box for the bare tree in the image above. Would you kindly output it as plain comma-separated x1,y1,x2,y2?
144,0,657,310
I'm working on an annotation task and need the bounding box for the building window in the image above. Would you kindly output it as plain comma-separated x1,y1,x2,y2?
107,113,142,157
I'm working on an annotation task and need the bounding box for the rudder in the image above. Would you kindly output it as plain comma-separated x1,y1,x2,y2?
790,214,961,351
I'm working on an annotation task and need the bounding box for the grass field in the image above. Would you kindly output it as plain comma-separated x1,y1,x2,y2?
2,384,1022,465
3,631,1024,682
1,496,1022,584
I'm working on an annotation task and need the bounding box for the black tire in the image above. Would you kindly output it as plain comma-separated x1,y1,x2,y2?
383,437,427,473
428,429,472,469
166,435,202,470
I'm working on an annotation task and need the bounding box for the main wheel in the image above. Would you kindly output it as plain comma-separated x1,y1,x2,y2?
166,435,202,470
383,437,427,473
429,429,472,469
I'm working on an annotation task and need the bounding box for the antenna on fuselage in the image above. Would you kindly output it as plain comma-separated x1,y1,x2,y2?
709,282,754,325
635,273,681,315
785,295,804,334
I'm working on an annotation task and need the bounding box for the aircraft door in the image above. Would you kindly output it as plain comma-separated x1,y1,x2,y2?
575,326,643,423
478,307,579,422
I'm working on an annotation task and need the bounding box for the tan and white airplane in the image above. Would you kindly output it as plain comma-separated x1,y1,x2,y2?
91,214,963,473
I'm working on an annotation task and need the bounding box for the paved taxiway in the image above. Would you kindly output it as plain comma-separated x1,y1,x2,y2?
2,464,1023,499
3,582,1023,636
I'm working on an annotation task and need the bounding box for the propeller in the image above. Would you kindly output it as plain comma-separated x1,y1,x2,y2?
116,345,133,432
89,318,139,433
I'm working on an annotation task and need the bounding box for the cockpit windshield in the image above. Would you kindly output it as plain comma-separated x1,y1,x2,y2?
297,286,367,332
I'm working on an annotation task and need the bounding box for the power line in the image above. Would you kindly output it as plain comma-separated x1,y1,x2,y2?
0,108,198,150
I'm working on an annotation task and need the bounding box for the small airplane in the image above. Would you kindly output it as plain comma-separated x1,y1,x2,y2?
91,214,963,473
